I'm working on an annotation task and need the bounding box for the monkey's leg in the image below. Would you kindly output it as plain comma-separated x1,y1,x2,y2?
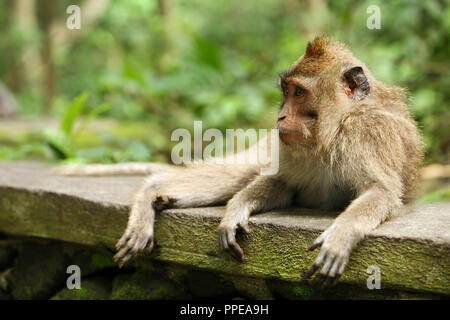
218,176,294,261
305,184,402,287
51,162,172,176
114,179,159,267
114,164,259,267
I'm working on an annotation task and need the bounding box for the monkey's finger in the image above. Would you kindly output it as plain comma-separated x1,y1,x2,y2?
121,237,143,265
218,231,228,250
313,256,333,288
117,252,135,268
226,230,245,261
239,223,251,235
115,254,128,268
328,257,341,278
330,259,348,287
116,228,133,248
322,261,342,288
144,239,154,254
321,275,336,288
114,235,141,265
219,228,243,261
305,263,320,279
224,244,240,261
230,244,245,262
338,258,347,276
219,231,239,260
331,273,342,287
321,258,342,288
308,242,321,251
115,232,131,250
115,252,132,268
305,248,327,278
318,257,337,288
308,233,326,251
114,245,130,262
130,238,147,256
312,273,326,287
319,254,335,276
225,247,240,261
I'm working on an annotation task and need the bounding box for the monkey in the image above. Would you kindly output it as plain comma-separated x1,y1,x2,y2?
55,37,423,288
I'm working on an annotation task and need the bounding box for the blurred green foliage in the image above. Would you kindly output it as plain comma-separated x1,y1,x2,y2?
0,0,449,164
420,189,450,203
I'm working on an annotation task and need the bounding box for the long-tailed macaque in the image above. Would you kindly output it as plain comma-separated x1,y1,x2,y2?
56,38,423,287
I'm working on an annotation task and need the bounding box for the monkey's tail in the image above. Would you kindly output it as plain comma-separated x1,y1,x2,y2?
50,162,173,176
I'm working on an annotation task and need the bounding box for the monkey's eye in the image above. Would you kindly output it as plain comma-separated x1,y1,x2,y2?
295,87,305,96
283,88,288,96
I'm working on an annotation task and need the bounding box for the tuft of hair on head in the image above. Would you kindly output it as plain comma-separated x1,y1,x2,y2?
289,36,334,76
304,37,331,58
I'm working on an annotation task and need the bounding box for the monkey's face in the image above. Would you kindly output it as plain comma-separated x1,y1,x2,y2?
277,38,372,150
277,76,318,147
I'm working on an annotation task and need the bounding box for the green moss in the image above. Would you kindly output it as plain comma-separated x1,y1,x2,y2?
90,253,115,268
111,271,190,300
185,270,236,298
267,280,316,300
11,243,70,299
0,187,128,249
1,177,449,296
165,263,191,284
228,275,273,299
292,284,314,298
51,276,111,300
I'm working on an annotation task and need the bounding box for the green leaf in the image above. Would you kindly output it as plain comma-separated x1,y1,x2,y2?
60,92,88,135
75,103,110,137
43,128,75,159
193,34,222,70
113,141,151,162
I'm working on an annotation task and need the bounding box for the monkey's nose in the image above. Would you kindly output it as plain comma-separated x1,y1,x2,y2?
278,115,286,121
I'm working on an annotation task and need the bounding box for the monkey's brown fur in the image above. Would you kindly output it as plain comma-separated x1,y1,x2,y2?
56,37,423,287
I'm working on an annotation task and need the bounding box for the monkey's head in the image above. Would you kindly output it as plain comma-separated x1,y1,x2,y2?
277,37,372,149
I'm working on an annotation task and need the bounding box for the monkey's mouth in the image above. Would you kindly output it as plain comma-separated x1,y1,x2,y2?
277,122,314,145
278,129,302,135
278,128,303,145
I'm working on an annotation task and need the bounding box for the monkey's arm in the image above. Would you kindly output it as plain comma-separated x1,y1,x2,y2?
305,182,402,287
219,175,294,261
305,110,407,287
114,164,259,267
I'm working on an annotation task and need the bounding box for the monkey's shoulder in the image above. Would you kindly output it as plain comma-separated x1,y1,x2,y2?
337,105,418,145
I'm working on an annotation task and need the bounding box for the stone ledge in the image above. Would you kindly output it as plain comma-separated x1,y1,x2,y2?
0,162,449,295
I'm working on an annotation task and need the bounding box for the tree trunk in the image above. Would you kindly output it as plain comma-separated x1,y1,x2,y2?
14,0,41,91
42,0,55,113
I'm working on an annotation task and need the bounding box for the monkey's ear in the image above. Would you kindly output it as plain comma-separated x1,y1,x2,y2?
343,66,370,101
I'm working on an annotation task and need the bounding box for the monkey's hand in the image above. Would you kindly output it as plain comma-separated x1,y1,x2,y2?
113,212,154,268
305,222,360,288
218,218,251,262
218,176,293,262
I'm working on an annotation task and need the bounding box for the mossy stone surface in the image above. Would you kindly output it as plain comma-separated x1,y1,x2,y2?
0,162,449,297
11,242,71,299
0,246,16,271
184,270,236,298
111,270,190,300
9,241,118,299
51,276,112,300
